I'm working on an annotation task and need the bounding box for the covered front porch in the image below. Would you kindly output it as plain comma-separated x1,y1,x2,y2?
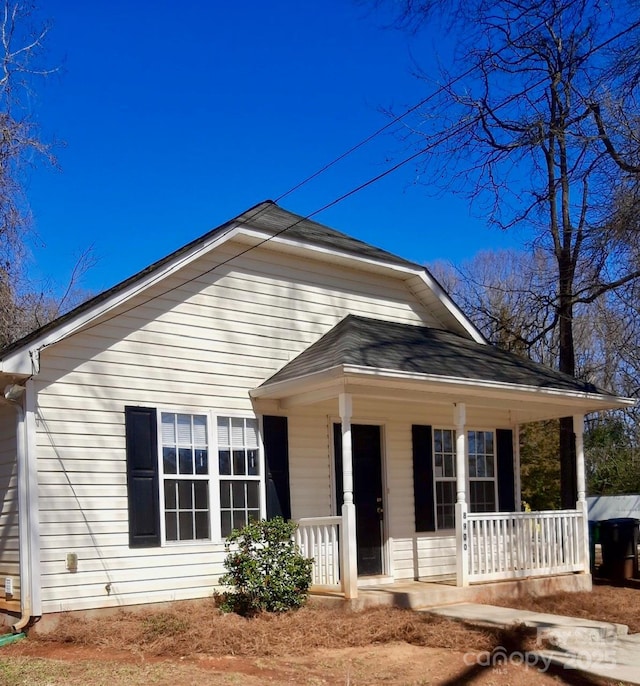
251,316,633,600
289,402,590,599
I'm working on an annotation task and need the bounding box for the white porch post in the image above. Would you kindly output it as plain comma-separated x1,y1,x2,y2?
574,414,590,573
454,403,469,587
339,392,358,599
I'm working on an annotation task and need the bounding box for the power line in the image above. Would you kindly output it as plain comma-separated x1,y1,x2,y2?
30,82,547,351
273,1,578,205
33,14,640,353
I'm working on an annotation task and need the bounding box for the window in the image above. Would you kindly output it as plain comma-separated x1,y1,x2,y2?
433,428,456,529
160,412,263,542
126,406,269,547
431,428,497,529
467,430,496,512
217,416,261,537
160,412,210,542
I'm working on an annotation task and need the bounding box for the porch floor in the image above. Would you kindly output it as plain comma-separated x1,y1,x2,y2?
309,573,592,611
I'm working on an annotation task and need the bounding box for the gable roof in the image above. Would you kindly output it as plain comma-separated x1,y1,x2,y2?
259,314,611,397
236,202,420,269
0,201,483,370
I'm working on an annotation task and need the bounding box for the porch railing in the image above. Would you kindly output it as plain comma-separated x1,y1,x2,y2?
294,516,342,587
467,509,586,583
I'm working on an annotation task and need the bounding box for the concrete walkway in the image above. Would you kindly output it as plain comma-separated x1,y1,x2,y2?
426,603,640,684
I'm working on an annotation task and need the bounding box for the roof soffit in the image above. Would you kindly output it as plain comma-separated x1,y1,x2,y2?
250,364,634,422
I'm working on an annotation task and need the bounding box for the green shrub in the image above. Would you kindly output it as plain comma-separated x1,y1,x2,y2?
219,517,313,615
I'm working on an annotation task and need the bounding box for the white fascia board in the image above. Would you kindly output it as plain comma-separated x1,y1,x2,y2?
341,364,635,409
239,228,485,342
249,365,345,399
1,223,248,373
237,228,416,276
413,271,486,344
0,355,33,376
252,362,634,413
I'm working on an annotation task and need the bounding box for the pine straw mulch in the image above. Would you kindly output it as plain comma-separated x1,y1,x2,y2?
31,602,510,659
492,581,640,633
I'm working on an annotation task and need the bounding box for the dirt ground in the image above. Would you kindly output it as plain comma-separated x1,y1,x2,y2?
1,583,637,686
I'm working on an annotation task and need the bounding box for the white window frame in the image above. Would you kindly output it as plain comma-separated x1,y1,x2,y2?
156,407,265,545
157,408,212,545
432,428,457,531
466,428,498,514
215,414,263,539
431,426,499,530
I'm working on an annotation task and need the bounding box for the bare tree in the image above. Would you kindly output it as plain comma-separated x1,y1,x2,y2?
431,250,559,362
0,1,55,276
0,247,96,347
432,249,640,500
381,0,640,506
0,3,96,346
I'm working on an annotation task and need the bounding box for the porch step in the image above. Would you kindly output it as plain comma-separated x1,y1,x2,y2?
425,602,628,638
348,573,592,611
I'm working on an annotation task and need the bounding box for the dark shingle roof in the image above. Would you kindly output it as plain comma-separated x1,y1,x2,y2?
0,201,429,359
261,314,607,395
236,203,421,269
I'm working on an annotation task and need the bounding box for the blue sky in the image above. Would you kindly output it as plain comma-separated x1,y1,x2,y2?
25,0,520,295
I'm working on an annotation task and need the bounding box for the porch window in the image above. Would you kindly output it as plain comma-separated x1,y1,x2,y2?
160,412,210,542
467,430,496,513
431,428,498,528
433,429,456,529
217,417,261,537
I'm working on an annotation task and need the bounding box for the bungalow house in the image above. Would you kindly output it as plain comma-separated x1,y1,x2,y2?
0,201,633,630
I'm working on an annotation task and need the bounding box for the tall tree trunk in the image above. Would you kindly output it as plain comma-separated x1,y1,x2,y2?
558,256,577,507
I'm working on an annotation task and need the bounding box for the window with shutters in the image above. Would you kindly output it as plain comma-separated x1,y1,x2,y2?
160,412,211,542
433,428,456,529
467,430,497,512
157,411,263,543
217,416,261,538
431,428,498,529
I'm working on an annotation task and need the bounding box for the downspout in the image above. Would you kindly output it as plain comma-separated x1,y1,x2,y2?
4,382,41,632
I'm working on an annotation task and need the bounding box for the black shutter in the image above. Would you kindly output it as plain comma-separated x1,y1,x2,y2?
125,406,161,547
333,423,344,511
496,429,516,512
263,415,291,520
412,425,436,532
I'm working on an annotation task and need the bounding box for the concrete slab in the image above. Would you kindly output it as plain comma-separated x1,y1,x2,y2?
425,602,640,685
535,632,640,684
339,573,592,611
426,602,628,638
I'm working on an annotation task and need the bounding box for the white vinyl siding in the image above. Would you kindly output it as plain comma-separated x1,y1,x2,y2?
33,241,444,612
0,405,20,599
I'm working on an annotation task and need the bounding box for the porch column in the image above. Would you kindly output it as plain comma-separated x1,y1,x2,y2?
573,414,590,573
454,403,469,587
339,392,358,599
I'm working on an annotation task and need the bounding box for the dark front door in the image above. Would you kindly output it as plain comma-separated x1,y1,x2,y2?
334,423,384,576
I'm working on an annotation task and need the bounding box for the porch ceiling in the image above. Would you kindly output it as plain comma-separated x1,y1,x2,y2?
250,316,634,425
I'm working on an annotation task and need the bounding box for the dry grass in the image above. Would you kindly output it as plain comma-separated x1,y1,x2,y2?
33,602,499,658
494,582,640,633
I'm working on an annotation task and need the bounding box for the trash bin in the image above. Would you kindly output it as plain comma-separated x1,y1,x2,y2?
588,520,601,575
599,518,639,581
